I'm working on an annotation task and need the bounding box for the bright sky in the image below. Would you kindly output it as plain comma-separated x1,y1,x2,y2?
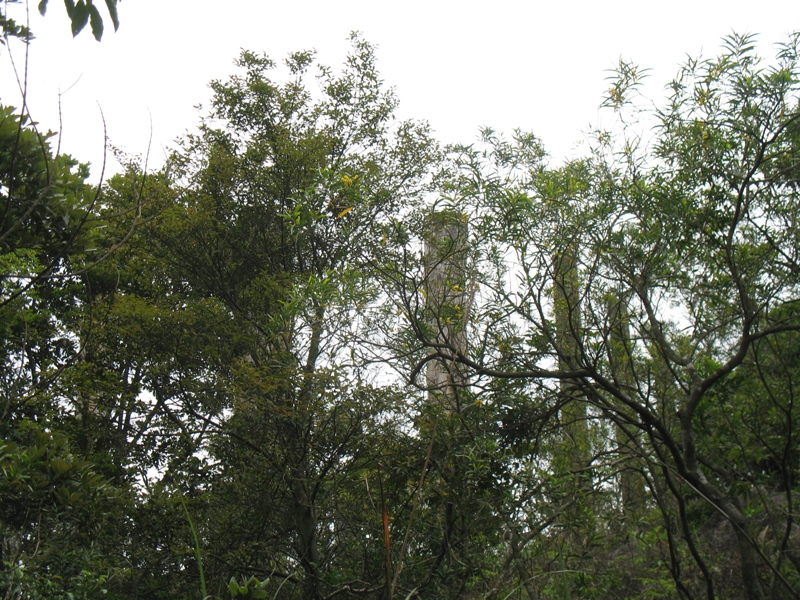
2,1,798,180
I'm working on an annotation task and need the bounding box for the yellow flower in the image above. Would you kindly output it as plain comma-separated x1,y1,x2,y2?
341,174,353,187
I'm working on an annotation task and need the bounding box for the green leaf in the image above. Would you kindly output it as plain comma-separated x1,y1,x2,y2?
69,1,90,37
37,0,48,16
87,2,103,41
104,0,119,31
228,577,239,597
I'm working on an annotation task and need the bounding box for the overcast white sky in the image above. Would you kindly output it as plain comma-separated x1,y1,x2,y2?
2,1,798,180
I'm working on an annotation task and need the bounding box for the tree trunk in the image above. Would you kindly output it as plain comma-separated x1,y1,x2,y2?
293,477,322,599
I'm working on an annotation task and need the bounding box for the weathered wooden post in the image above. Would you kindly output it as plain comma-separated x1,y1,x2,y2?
423,210,470,407
553,243,589,471
607,290,647,518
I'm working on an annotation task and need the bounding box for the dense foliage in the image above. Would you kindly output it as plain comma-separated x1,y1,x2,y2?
1,24,799,600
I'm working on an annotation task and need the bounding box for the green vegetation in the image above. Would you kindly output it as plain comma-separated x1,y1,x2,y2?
1,14,799,600
1,0,119,42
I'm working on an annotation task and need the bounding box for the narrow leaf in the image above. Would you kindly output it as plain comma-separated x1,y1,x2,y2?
70,1,89,37
104,0,119,31
87,2,103,40
337,206,353,218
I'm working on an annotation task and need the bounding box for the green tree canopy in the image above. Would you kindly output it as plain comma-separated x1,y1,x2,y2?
3,25,800,600
382,32,800,600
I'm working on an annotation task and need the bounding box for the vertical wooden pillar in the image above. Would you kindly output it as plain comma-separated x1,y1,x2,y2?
552,244,589,471
607,291,646,519
423,211,469,406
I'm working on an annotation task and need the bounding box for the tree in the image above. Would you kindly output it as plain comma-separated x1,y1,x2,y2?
88,34,442,599
0,0,135,589
383,33,800,599
0,103,128,598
